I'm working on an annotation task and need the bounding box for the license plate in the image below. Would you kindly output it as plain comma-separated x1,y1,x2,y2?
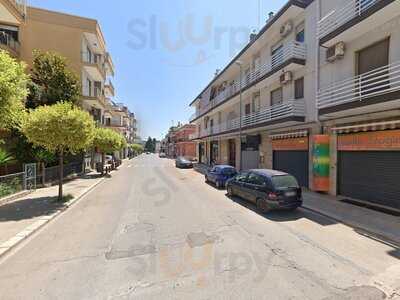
285,191,296,197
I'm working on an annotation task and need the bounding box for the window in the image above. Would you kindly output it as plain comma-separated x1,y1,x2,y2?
247,173,266,186
271,175,299,189
235,172,248,182
357,39,389,96
245,103,251,115
86,79,92,96
252,93,260,113
271,44,283,68
271,88,283,105
294,77,304,99
296,23,305,43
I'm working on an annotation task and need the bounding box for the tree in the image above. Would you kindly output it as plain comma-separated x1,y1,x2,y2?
0,50,29,130
130,143,144,156
26,51,81,109
92,128,126,174
21,102,95,201
145,137,156,153
0,148,14,166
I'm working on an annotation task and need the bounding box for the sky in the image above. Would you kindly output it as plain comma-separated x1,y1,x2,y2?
29,0,287,140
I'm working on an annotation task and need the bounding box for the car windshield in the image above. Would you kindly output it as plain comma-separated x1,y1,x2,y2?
179,157,189,162
222,168,236,175
271,175,299,189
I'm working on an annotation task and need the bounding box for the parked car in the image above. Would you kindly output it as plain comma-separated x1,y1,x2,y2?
226,169,302,212
146,152,151,154
175,156,193,168
159,152,166,158
205,165,237,189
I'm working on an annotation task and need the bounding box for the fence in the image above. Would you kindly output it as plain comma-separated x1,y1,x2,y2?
0,172,24,199
39,162,84,185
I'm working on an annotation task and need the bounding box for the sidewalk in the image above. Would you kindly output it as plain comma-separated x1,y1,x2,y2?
0,172,105,257
302,191,400,246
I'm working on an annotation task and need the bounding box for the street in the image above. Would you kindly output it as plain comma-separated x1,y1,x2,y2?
0,155,399,300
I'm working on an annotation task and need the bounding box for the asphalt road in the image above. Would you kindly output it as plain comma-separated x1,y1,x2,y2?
0,154,399,299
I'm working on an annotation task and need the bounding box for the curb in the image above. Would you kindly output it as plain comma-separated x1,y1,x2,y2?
301,205,400,247
0,176,107,260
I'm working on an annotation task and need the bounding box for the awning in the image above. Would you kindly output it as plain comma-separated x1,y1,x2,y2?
269,130,308,140
332,120,400,134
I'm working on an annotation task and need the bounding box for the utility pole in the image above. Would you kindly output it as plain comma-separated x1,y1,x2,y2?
236,61,243,171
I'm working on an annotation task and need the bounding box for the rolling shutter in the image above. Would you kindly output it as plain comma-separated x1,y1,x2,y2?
273,151,309,187
338,151,400,210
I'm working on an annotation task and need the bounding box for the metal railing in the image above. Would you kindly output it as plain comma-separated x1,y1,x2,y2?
317,61,400,109
195,99,305,138
0,31,20,54
317,0,378,39
0,172,24,199
38,162,83,185
190,41,306,121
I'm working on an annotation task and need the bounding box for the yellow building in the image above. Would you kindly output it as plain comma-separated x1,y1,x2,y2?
19,6,115,123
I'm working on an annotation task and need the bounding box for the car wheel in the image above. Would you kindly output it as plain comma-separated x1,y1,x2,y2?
256,198,269,213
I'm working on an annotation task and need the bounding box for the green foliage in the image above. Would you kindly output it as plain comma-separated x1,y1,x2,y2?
21,102,96,154
0,50,29,129
92,128,126,154
26,51,81,108
0,148,14,166
34,148,57,165
144,137,157,152
130,143,144,154
0,176,22,199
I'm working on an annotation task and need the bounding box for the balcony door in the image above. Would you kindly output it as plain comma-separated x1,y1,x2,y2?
357,38,389,97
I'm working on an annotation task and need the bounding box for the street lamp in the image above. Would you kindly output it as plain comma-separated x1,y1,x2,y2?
235,60,243,171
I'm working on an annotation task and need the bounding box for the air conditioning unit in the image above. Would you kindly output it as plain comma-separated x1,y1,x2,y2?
326,41,345,62
280,21,293,38
280,71,293,84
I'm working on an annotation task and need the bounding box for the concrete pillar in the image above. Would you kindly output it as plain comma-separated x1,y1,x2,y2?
260,133,273,169
219,139,228,164
235,137,241,170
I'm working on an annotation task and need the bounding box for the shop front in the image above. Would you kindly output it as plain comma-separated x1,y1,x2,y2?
271,133,309,188
337,129,400,211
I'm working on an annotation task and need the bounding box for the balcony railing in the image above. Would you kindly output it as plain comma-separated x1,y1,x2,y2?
317,61,400,109
81,52,106,77
0,32,20,54
317,0,378,39
195,100,305,138
190,41,306,122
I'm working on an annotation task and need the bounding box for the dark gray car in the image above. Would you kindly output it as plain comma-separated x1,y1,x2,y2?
175,157,193,168
226,169,302,212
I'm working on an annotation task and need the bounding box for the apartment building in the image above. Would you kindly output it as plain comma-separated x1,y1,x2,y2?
20,6,115,125
317,0,400,211
0,0,26,58
189,0,400,211
174,124,197,160
190,0,317,188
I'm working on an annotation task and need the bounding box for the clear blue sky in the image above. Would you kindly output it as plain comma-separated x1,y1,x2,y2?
29,0,287,140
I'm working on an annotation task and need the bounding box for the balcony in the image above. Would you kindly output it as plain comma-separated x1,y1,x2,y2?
81,52,106,80
190,41,306,122
0,31,20,56
82,85,106,108
318,61,400,116
196,100,305,139
318,0,399,47
104,80,115,97
105,52,115,77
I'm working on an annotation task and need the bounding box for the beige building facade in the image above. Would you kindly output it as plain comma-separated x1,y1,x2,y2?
189,0,400,211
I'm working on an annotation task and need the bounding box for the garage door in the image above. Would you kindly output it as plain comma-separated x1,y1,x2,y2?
273,151,309,187
338,151,400,210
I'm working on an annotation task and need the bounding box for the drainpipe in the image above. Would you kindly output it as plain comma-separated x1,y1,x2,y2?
315,0,321,125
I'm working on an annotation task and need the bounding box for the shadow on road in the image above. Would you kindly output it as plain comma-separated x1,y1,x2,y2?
228,194,337,226
0,196,67,222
